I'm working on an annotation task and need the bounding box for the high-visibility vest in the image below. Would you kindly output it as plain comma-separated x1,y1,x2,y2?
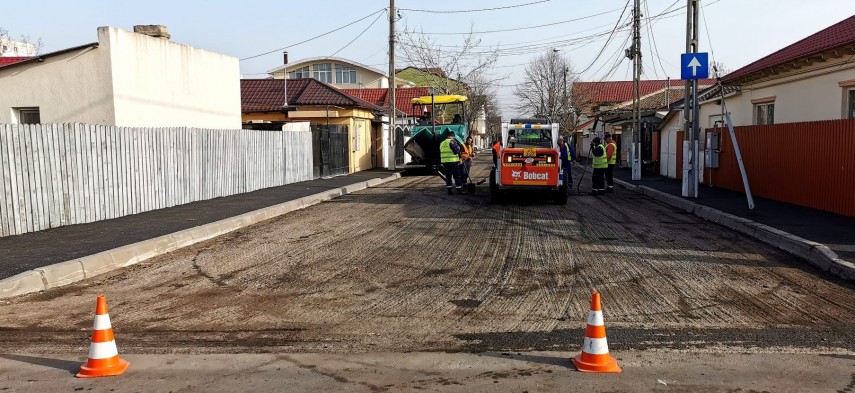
461,143,474,160
607,142,617,165
440,139,459,163
492,142,500,156
592,144,608,169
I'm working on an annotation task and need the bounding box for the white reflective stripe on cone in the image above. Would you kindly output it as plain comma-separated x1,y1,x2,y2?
582,337,610,355
88,340,119,359
587,310,604,326
93,314,112,331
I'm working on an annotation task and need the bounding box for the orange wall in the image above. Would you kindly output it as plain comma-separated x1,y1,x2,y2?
706,119,855,217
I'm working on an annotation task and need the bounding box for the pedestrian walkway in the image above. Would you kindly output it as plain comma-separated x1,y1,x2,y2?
0,170,397,280
612,168,855,262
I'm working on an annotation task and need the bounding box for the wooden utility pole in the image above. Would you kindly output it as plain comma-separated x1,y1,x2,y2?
388,0,397,170
682,0,700,197
631,0,642,180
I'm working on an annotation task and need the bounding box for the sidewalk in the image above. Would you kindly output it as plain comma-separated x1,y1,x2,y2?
612,168,855,262
0,170,397,280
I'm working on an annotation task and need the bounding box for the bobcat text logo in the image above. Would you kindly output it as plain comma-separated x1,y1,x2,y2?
523,172,549,180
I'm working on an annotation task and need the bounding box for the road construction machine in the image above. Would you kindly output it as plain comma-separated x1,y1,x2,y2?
489,120,568,204
403,94,468,170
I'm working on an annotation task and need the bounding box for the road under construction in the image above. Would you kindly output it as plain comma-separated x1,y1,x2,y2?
0,158,853,391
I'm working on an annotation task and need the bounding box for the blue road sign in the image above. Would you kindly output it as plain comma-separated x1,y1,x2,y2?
681,52,709,80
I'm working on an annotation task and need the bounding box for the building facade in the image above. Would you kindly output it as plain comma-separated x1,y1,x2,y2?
0,26,241,129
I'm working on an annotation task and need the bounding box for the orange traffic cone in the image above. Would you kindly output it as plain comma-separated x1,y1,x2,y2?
76,295,129,378
572,291,621,373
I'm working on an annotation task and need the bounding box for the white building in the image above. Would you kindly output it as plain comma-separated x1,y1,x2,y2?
0,26,241,129
0,37,37,57
267,56,414,90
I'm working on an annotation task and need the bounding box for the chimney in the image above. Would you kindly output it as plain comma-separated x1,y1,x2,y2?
133,25,170,40
282,51,288,108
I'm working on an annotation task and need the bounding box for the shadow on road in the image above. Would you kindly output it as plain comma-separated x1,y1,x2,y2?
0,354,80,375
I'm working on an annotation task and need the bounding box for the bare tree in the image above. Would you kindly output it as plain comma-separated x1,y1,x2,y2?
710,61,732,78
513,50,579,137
397,26,502,130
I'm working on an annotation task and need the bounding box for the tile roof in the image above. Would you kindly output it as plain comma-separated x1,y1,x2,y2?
340,87,432,116
0,57,30,67
573,79,717,104
723,15,855,83
241,78,383,113
610,82,714,111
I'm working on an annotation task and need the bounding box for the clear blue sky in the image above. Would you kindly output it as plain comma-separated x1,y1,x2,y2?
3,0,854,117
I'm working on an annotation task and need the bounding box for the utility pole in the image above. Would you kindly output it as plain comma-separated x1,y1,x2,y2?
388,0,397,170
682,0,700,197
631,0,642,180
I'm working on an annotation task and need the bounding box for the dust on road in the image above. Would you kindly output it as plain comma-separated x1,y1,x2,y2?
1,159,853,355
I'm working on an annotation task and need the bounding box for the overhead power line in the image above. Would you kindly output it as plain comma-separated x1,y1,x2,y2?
327,10,386,59
409,6,627,35
239,8,386,61
399,0,549,13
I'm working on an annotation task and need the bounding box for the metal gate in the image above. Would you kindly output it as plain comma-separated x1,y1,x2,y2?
311,124,350,178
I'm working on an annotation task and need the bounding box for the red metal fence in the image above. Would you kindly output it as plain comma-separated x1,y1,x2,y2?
705,119,855,217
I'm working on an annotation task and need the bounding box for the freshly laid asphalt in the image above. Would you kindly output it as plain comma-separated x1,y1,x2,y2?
0,169,397,280
611,167,855,261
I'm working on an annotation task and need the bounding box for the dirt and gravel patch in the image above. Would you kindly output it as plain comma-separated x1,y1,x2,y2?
1,158,853,355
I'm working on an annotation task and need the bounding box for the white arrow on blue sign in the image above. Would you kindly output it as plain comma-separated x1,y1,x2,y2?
681,52,709,80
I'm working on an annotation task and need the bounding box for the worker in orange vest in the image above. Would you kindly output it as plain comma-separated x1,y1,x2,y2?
492,140,502,168
605,133,618,193
460,136,475,181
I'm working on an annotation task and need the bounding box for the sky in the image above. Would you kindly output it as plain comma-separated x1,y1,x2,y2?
3,0,854,118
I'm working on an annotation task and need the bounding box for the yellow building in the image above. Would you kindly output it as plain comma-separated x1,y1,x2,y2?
241,78,386,174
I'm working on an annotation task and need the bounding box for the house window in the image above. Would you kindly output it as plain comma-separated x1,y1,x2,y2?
313,63,332,83
848,89,855,119
336,65,357,84
754,103,774,125
288,66,310,79
14,107,40,124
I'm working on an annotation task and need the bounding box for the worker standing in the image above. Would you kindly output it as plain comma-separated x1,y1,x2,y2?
605,133,617,193
492,139,502,168
440,134,463,195
461,136,475,182
558,138,577,186
590,136,607,196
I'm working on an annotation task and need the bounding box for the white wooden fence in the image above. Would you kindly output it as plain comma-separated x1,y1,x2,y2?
0,123,313,237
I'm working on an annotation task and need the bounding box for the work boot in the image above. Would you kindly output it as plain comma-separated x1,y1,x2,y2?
456,187,463,195
447,188,453,195
599,190,606,196
589,191,599,196
606,187,614,193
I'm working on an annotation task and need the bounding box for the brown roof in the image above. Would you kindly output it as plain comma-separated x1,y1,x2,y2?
723,15,855,84
241,78,383,112
610,83,715,111
340,87,432,116
573,79,717,105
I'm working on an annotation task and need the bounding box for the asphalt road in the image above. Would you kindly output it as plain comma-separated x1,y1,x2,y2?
0,157,853,391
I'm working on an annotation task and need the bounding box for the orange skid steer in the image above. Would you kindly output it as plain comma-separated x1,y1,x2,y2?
489,121,568,204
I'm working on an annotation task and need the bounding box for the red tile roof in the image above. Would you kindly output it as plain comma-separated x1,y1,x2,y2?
340,87,432,116
241,78,383,112
0,57,32,67
573,79,716,104
724,15,855,83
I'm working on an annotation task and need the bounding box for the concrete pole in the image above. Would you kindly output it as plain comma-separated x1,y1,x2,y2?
389,0,397,170
682,0,699,197
631,0,642,180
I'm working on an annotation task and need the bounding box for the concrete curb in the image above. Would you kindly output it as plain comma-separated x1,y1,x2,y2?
0,173,402,299
614,178,855,281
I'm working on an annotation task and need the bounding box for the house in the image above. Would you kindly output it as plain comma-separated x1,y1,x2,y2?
267,56,414,89
340,87,432,125
0,25,241,129
571,79,715,168
0,37,37,57
656,14,855,179
241,78,387,174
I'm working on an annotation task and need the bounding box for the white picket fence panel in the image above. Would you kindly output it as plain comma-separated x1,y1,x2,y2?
0,123,313,237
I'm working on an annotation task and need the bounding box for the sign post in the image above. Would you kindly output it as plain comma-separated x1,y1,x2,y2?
680,52,708,198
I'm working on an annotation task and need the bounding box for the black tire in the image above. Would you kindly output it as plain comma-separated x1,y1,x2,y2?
555,185,568,205
489,169,501,204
